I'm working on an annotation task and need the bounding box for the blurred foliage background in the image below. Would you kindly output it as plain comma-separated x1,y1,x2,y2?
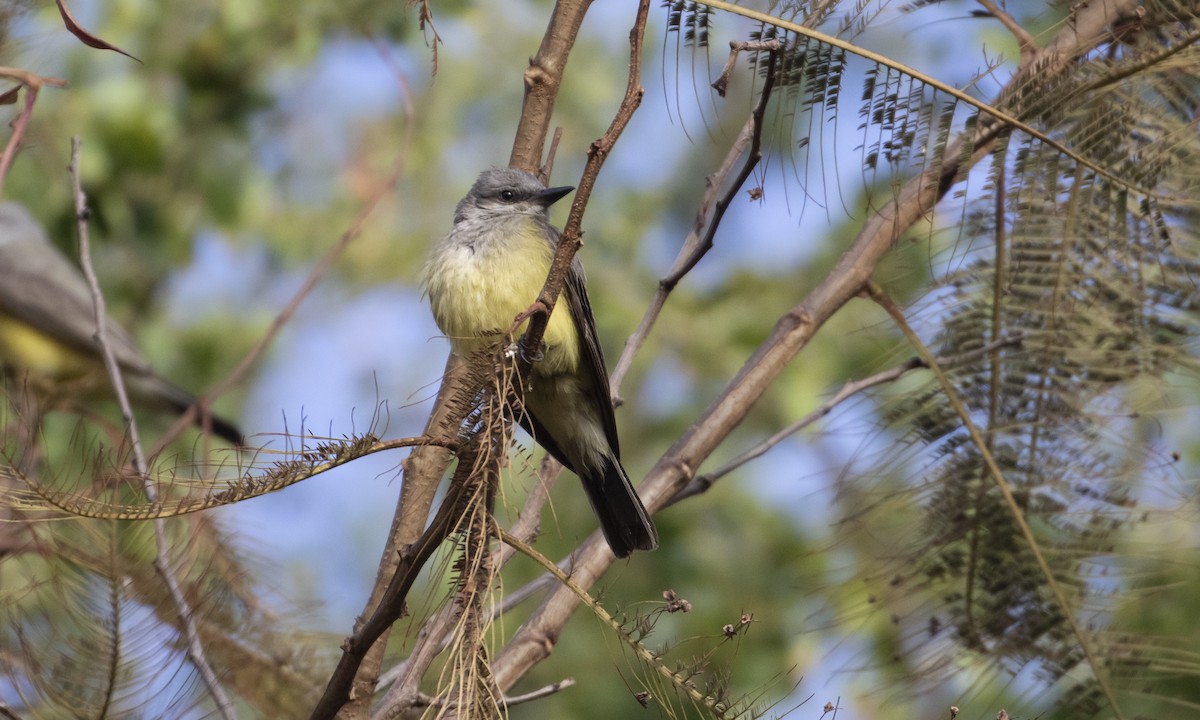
1,0,1198,718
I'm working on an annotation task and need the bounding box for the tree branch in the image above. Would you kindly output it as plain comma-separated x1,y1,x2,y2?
0,68,66,196
517,0,652,363
69,137,237,720
610,42,779,401
674,334,1024,502
510,0,594,172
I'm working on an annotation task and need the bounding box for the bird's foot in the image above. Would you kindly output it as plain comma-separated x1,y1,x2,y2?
508,300,549,336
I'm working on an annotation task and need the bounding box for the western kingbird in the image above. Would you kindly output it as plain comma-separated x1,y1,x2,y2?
423,167,658,557
0,202,243,445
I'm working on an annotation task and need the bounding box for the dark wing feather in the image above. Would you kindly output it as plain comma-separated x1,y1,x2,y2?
514,224,622,464
551,224,622,457
514,410,576,473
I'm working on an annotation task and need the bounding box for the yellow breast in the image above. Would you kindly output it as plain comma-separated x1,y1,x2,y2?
426,219,580,375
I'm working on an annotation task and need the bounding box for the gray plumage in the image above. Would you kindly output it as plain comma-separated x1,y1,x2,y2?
0,202,243,445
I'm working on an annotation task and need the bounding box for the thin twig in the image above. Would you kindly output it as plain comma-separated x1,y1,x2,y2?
410,677,576,709
711,39,783,96
68,137,237,720
0,68,67,196
539,126,564,185
610,45,779,400
675,334,1024,502
497,677,577,707
515,0,653,364
974,0,1037,64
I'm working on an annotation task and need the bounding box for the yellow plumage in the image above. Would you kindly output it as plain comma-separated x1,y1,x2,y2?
0,312,90,378
424,217,580,375
423,167,657,557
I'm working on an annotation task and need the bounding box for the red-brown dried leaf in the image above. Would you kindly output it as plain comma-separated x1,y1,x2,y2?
0,86,19,105
55,0,141,63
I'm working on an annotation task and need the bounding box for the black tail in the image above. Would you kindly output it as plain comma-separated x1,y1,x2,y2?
580,454,658,558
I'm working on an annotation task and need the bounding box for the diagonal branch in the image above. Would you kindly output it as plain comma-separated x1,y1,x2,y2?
69,137,237,720
610,40,779,401
516,0,653,363
0,68,67,196
675,333,1024,502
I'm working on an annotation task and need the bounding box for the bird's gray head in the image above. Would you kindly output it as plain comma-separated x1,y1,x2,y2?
453,167,573,225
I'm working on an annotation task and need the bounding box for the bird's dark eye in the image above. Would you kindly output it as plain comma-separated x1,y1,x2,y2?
499,190,517,202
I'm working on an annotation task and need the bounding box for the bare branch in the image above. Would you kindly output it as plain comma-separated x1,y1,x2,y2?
974,0,1037,65
496,678,576,708
510,0,594,172
711,39,782,96
611,45,779,401
68,137,237,720
0,68,67,196
409,677,576,710
675,334,1024,502
517,0,653,364
538,126,564,185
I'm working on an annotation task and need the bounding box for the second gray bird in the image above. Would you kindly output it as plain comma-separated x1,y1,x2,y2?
0,202,243,445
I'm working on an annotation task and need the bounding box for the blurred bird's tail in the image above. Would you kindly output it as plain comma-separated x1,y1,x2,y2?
137,374,245,447
194,408,245,447
581,455,658,558
164,394,245,447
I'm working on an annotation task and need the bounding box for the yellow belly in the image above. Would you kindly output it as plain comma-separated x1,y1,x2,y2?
427,224,580,376
0,313,91,378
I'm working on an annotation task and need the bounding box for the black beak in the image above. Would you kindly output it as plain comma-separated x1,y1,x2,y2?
534,185,574,207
